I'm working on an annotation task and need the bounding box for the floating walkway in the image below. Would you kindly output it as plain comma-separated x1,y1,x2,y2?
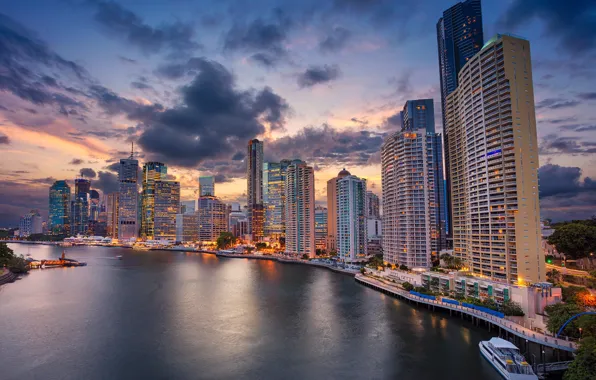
355,274,577,352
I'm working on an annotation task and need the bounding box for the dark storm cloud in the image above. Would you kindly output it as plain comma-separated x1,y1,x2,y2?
0,133,9,144
137,59,290,167
297,65,341,88
265,124,385,168
538,164,596,222
500,0,596,55
93,171,119,194
79,168,97,179
539,134,596,155
199,159,247,184
0,180,48,227
577,92,596,100
231,151,245,161
535,98,580,110
319,27,351,53
69,158,84,165
89,85,163,119
154,57,212,80
92,1,200,57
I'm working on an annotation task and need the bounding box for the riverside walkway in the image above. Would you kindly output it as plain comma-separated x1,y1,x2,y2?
355,274,578,352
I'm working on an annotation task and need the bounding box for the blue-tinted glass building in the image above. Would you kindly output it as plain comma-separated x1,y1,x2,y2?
49,180,71,234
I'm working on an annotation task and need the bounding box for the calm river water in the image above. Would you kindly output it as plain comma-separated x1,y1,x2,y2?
0,244,501,380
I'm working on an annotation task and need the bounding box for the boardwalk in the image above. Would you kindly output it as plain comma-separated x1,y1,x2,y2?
356,274,578,352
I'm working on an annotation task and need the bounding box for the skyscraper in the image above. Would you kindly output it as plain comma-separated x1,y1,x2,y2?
118,154,139,241
401,98,436,133
445,34,544,285
49,180,71,234
314,206,328,251
71,178,90,235
437,0,484,242
199,176,215,196
106,192,119,239
141,161,167,239
263,159,292,240
197,195,229,243
365,191,380,219
285,162,315,258
247,139,264,241
326,168,351,253
176,213,199,243
382,100,445,269
337,175,367,262
153,181,180,241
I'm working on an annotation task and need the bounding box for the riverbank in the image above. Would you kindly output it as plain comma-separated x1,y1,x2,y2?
0,268,19,286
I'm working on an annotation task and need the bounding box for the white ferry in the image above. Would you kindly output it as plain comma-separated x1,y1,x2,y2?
479,338,538,380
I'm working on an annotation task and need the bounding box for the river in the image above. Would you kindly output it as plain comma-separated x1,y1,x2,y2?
0,244,501,380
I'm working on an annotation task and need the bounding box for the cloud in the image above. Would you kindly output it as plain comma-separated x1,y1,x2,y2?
577,92,596,100
92,1,200,58
136,59,290,167
231,151,244,161
536,98,580,110
319,27,351,53
93,171,119,194
118,55,137,64
538,164,596,221
499,0,596,55
89,84,163,118
540,134,596,155
559,124,596,133
0,180,49,227
79,168,97,179
297,65,341,88
0,133,9,144
69,158,84,165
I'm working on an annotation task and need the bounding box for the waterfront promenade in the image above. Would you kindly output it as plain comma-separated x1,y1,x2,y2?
356,274,578,352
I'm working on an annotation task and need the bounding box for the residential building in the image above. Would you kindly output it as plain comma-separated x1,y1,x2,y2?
365,191,380,219
285,162,315,257
141,161,167,239
19,210,42,237
326,168,351,253
153,181,180,241
199,176,215,196
337,175,367,262
229,206,248,238
445,34,545,284
71,178,90,235
381,100,445,269
176,213,199,243
197,195,229,243
314,206,328,251
437,0,484,242
247,139,264,240
118,155,139,240
263,159,293,240
106,192,119,239
180,200,196,214
49,180,71,234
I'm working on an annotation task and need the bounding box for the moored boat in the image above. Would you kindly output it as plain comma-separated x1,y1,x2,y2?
479,337,537,380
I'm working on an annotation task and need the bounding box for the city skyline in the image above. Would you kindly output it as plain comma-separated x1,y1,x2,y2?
1,0,596,227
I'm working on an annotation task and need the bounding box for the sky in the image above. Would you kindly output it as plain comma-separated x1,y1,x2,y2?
0,0,595,227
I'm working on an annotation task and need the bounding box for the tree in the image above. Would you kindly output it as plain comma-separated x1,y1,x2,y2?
255,242,267,250
562,286,596,308
0,243,29,274
245,246,254,255
301,253,309,260
399,264,408,271
564,337,596,380
360,267,365,274
547,269,562,284
402,282,414,291
548,223,596,262
544,302,584,337
0,242,14,265
501,300,524,316
216,232,236,249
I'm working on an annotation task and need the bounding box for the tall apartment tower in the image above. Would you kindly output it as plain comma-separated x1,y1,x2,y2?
314,206,328,251
199,176,215,196
71,178,91,235
381,100,444,269
141,162,167,239
118,153,139,241
247,139,264,241
284,162,315,258
365,191,380,219
106,192,119,239
437,0,484,242
263,159,293,240
446,34,544,285
326,168,351,253
197,195,230,242
153,181,180,241
337,175,368,262
49,180,71,234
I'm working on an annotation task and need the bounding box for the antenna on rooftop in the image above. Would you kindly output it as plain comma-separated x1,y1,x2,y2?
130,141,134,159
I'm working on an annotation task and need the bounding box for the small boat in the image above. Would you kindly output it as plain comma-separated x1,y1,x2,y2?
479,338,538,379
116,255,123,260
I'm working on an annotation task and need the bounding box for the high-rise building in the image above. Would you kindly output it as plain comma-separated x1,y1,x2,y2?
247,139,264,240
153,181,180,241
326,168,351,253
199,176,215,196
49,180,71,234
337,175,367,262
180,200,196,214
314,206,328,251
445,34,544,285
89,190,100,221
141,162,167,239
263,159,293,240
19,210,42,237
285,162,315,257
382,100,445,269
365,191,380,219
176,213,199,242
106,192,119,239
437,0,484,242
197,195,230,243
71,178,90,235
118,155,139,241
401,98,436,133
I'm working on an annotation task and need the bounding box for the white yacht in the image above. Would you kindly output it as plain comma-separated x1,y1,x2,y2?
479,338,538,380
